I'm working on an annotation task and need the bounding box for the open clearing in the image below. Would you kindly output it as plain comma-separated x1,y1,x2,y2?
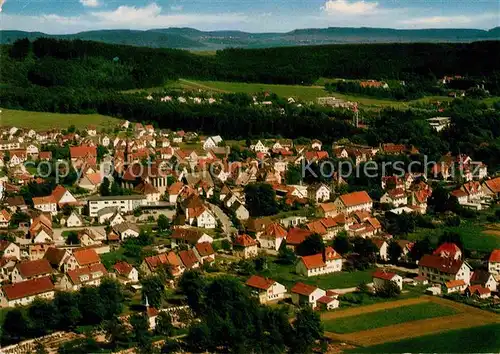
0,108,120,130
323,295,500,347
323,302,457,334
349,323,500,353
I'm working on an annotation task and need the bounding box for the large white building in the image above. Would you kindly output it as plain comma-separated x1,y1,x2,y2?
418,255,471,284
334,191,373,213
87,195,147,217
296,247,342,277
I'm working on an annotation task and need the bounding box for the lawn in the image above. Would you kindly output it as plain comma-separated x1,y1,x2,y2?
407,220,500,253
259,260,374,290
349,323,500,353
0,108,120,130
323,302,458,334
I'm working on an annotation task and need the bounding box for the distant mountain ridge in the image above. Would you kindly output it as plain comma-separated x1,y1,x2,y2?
1,27,499,50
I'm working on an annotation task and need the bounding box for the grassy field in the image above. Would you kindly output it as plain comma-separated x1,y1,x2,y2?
0,108,120,130
323,302,458,334
407,221,500,253
258,260,374,290
350,323,500,353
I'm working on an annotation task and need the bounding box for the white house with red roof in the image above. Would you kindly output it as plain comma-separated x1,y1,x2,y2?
372,269,403,290
0,276,55,307
433,243,462,260
380,188,408,207
488,249,500,275
418,254,471,284
334,191,373,213
245,275,287,304
113,261,139,284
0,209,11,228
233,234,259,259
291,282,326,309
32,195,57,215
51,185,78,208
257,223,288,251
61,263,108,291
296,247,342,277
0,240,20,260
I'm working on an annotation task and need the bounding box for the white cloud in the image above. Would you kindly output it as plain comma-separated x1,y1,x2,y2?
170,5,183,11
322,0,379,15
80,0,100,8
0,3,248,33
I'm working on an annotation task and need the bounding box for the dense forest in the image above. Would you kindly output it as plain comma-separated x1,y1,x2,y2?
2,37,500,170
2,38,500,88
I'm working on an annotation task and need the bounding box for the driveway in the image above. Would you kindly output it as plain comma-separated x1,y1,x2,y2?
208,203,237,237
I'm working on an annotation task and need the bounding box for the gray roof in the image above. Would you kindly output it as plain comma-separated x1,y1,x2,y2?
97,207,120,218
114,222,140,234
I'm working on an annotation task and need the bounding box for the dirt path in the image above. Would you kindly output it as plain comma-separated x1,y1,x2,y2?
178,79,228,92
324,296,500,347
321,297,429,321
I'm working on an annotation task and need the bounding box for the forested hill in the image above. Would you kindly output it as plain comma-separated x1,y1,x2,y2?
1,26,499,49
2,38,500,90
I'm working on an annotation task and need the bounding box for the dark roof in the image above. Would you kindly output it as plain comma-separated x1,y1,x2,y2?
43,247,68,267
171,228,204,244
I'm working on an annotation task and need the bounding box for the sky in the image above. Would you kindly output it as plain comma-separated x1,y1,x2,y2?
0,0,499,34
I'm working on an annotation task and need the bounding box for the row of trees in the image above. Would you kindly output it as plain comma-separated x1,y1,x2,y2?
1,279,125,345
178,271,324,353
6,38,500,88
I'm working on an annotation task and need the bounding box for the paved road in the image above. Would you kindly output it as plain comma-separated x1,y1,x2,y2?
208,203,237,237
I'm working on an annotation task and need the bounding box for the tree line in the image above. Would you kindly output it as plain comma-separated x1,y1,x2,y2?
3,38,500,89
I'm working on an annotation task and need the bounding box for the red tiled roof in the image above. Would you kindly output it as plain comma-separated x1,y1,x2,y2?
245,275,275,290
286,228,313,246
489,249,500,263
2,276,54,300
32,195,57,205
178,250,199,269
445,279,466,288
73,248,100,266
0,209,11,222
168,181,184,195
339,191,372,207
433,243,461,258
484,177,500,193
262,223,287,239
67,263,107,285
291,282,317,296
324,246,342,261
419,255,465,274
317,295,336,305
306,221,327,235
195,242,215,257
467,285,490,295
70,146,97,159
373,269,398,281
113,261,134,276
234,234,258,247
51,185,69,203
16,259,52,278
300,254,326,270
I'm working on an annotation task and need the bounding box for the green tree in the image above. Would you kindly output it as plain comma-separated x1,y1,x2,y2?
296,233,324,257
290,307,323,354
98,278,125,319
28,298,58,336
375,280,401,298
130,313,152,351
155,312,174,337
285,165,302,185
332,231,351,255
141,275,165,308
244,183,279,217
410,237,433,262
102,317,129,350
100,177,110,196
65,231,80,245
388,241,403,263
53,291,81,330
277,240,297,264
78,286,106,325
178,271,207,314
157,214,170,232
1,308,30,345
